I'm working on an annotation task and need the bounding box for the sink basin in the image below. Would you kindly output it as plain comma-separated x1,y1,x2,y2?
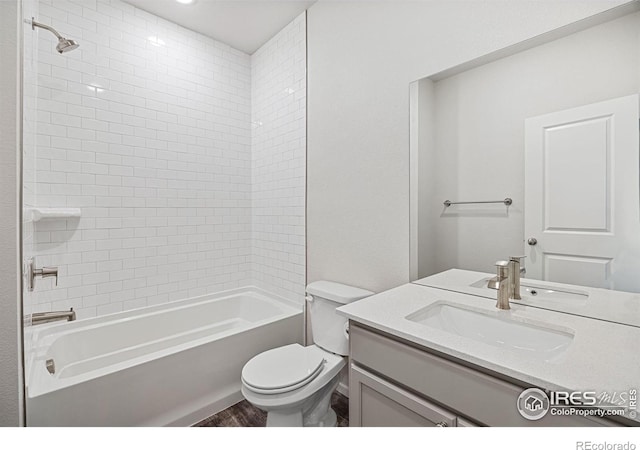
469,278,588,305
406,303,574,362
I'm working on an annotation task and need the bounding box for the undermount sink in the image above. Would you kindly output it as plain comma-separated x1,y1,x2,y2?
469,278,588,305
406,303,574,362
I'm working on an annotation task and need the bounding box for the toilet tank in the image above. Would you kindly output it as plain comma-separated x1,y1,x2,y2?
306,281,374,356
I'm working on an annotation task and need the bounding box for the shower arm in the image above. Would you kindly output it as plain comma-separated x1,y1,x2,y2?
31,19,64,40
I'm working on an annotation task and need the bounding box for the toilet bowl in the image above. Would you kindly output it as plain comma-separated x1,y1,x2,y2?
240,281,374,427
241,343,345,427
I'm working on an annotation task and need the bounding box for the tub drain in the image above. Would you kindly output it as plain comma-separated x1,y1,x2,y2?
46,359,55,375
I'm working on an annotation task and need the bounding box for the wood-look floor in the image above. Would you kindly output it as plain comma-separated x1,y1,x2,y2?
194,392,349,427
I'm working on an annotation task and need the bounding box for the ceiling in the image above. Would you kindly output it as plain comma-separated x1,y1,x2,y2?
123,0,316,54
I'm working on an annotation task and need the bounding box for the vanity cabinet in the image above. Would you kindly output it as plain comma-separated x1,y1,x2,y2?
348,322,621,427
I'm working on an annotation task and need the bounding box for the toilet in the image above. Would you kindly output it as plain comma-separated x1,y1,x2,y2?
241,281,374,427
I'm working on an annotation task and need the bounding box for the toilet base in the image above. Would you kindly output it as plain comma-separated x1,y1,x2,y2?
267,408,338,428
261,377,340,427
266,410,303,427
312,408,337,427
265,407,338,427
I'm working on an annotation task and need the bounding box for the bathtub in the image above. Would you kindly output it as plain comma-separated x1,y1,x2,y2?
25,287,302,426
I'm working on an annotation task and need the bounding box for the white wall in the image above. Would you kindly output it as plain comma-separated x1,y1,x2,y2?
29,0,253,319
425,11,640,277
306,0,631,293
0,0,23,427
251,13,307,303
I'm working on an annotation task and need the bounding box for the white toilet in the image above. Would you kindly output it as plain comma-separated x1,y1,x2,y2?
241,281,374,427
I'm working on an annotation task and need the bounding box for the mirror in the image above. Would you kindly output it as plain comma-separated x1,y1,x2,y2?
410,4,640,293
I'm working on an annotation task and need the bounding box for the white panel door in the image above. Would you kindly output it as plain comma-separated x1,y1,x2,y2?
524,95,639,290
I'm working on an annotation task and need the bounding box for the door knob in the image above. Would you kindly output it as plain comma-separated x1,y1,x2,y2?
527,238,537,246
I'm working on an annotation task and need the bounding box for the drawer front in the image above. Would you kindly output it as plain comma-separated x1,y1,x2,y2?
457,417,480,427
350,364,457,427
350,323,618,427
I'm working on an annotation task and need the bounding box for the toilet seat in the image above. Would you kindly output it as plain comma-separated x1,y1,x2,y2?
242,344,326,395
243,363,325,395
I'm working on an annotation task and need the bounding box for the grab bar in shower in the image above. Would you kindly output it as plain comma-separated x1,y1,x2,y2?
443,198,513,207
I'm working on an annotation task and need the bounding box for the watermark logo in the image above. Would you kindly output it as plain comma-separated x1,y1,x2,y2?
517,387,637,421
576,442,636,450
517,388,550,420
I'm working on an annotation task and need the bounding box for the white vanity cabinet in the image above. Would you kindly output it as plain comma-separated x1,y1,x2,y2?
348,322,622,427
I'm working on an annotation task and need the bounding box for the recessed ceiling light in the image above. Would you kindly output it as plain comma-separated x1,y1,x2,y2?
176,0,194,4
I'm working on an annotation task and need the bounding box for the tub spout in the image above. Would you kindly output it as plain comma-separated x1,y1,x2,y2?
29,308,76,325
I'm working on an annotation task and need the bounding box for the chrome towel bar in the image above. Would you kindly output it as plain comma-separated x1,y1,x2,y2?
443,198,512,207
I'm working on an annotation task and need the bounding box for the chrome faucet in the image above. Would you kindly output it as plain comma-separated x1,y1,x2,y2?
26,257,58,292
29,308,76,326
495,261,511,310
508,256,526,300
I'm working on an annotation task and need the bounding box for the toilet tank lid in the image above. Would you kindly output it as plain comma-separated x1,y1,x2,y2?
306,281,374,305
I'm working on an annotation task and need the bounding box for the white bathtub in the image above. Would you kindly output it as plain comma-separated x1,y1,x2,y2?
25,287,302,426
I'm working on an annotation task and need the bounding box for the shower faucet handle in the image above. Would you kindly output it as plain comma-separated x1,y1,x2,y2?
39,267,59,284
27,257,58,292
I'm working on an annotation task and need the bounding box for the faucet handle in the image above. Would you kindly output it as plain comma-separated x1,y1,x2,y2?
41,267,58,286
27,258,59,291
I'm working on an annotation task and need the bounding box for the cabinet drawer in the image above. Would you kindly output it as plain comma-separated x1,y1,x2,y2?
350,364,457,427
457,417,480,427
350,323,618,427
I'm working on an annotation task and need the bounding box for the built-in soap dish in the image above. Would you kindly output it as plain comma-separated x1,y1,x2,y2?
28,207,81,222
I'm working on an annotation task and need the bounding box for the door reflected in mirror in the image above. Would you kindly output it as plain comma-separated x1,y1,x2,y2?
409,5,640,293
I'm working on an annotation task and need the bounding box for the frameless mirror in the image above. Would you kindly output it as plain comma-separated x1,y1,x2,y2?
410,3,640,294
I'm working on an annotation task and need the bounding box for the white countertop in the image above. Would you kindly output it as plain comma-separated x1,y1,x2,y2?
337,282,640,423
415,269,640,328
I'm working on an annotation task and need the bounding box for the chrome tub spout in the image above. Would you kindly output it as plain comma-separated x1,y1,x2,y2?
30,308,76,325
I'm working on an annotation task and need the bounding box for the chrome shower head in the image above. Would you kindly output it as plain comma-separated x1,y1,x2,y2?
31,18,79,54
56,38,79,54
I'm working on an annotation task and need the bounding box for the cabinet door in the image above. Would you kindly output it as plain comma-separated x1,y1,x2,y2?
350,364,457,427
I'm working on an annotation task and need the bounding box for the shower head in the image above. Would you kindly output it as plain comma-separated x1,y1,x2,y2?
56,38,79,54
31,18,79,54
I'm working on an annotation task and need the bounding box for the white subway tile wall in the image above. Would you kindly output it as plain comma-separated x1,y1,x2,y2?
27,0,306,319
251,13,306,302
